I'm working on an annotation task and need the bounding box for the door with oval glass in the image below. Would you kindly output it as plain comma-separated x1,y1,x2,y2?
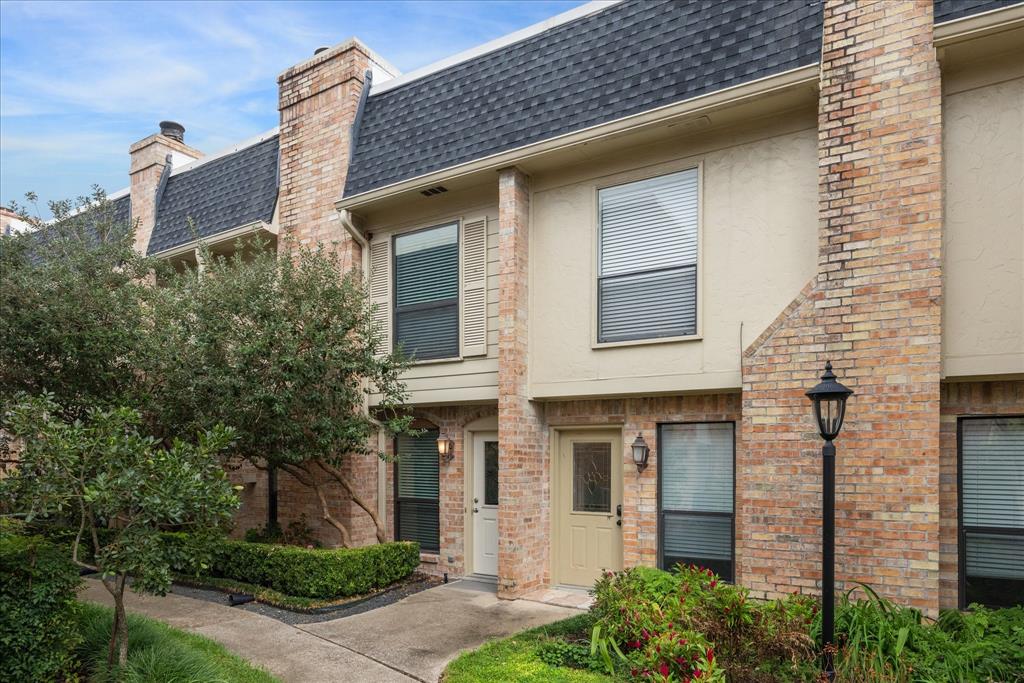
555,430,623,587
471,431,499,576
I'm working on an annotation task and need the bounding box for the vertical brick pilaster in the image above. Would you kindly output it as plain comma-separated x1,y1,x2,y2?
740,0,944,613
497,167,548,598
128,133,201,255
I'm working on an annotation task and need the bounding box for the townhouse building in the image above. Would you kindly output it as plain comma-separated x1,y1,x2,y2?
75,0,1022,613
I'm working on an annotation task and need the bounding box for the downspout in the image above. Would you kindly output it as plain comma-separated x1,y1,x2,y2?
339,208,388,531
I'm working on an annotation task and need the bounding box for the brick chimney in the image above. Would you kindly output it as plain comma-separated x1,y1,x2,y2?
740,0,944,615
129,121,202,254
276,39,396,271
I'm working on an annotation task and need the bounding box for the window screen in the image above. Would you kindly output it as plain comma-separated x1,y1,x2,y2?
394,223,458,360
960,416,1024,608
598,169,698,343
659,422,734,580
395,430,440,552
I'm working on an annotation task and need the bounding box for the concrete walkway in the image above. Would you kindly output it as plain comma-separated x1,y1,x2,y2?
81,579,579,683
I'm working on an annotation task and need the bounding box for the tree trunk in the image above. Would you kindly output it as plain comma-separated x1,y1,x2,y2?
281,463,352,547
318,460,387,544
102,573,129,670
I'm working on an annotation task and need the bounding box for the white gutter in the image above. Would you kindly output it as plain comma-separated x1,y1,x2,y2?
933,1,1024,45
148,219,275,260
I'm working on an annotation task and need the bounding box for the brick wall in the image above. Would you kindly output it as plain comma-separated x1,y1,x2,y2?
740,0,945,613
383,405,498,577
496,166,549,598
546,394,741,569
938,380,1024,608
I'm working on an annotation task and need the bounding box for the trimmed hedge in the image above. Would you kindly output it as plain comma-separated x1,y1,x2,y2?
166,533,420,599
0,534,83,682
29,523,420,601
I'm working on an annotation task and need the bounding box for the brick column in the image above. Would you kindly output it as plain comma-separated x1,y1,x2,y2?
128,132,201,255
497,167,548,598
277,40,375,271
740,0,943,613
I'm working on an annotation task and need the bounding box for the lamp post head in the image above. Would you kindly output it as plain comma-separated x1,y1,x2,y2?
806,361,854,441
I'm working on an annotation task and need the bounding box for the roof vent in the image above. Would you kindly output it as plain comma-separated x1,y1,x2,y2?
420,186,448,197
314,46,330,55
159,121,185,143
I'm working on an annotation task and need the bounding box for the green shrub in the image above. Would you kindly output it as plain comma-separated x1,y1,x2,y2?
75,602,278,682
34,524,419,600
591,565,817,682
830,583,1024,682
0,534,83,682
165,532,419,599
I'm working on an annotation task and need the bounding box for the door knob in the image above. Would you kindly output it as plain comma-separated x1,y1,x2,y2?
473,507,479,513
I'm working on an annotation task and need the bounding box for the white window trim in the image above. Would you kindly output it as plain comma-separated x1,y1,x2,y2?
590,160,705,349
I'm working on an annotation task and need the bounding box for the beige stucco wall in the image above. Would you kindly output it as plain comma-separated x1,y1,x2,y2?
363,183,500,405
528,111,819,399
942,56,1024,379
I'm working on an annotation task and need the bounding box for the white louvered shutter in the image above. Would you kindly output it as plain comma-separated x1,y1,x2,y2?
368,237,391,356
461,216,488,357
598,168,699,343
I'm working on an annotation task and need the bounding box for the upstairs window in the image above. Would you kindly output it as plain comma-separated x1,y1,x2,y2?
597,168,699,343
394,223,459,360
959,416,1024,608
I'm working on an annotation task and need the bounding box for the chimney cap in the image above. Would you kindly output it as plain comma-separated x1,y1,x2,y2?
314,46,330,55
159,121,185,142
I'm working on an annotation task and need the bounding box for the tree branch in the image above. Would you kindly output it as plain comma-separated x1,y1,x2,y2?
317,459,386,544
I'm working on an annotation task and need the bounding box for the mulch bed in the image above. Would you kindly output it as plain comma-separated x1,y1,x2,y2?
168,571,443,625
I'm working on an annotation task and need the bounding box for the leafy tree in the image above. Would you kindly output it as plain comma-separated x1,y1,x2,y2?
1,395,239,670
145,239,414,546
0,188,159,425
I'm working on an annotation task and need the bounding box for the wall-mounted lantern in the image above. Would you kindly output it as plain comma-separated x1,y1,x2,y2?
630,433,651,472
437,435,454,465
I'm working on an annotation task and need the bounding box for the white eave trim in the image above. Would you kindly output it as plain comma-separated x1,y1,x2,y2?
337,61,820,210
370,0,622,95
149,219,276,260
934,1,1024,45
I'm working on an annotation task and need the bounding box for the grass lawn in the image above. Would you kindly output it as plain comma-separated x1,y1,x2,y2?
442,614,617,683
76,601,279,682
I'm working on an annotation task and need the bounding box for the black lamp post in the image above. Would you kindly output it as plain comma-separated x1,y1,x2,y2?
806,361,853,682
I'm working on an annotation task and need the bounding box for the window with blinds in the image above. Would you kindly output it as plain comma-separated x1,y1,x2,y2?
394,223,459,360
395,430,440,552
597,169,698,343
659,422,734,580
959,416,1024,608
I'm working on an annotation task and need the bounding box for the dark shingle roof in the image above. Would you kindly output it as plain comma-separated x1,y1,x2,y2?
147,134,279,255
344,0,1018,197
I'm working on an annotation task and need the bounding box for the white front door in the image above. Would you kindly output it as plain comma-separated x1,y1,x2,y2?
472,431,499,576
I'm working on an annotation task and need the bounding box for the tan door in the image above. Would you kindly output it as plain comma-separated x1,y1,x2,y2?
554,430,623,587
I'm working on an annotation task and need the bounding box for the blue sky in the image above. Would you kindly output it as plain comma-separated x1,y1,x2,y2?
0,0,583,215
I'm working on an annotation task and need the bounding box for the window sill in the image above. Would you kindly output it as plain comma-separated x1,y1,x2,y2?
592,334,702,350
408,356,463,366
